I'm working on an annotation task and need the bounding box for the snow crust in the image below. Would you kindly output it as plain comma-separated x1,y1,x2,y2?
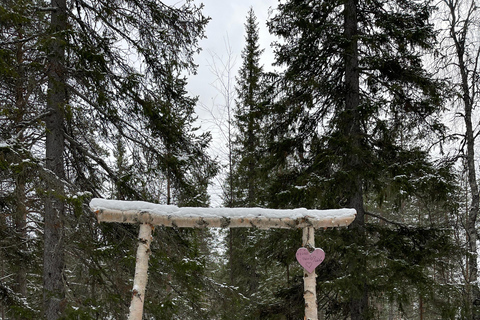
90,198,356,220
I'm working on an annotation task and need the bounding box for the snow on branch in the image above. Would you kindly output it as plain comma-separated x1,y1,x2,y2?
90,198,356,229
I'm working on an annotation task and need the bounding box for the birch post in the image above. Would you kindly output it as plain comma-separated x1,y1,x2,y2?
302,226,318,320
128,223,153,320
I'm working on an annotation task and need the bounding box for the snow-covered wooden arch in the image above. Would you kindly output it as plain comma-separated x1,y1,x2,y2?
90,198,356,320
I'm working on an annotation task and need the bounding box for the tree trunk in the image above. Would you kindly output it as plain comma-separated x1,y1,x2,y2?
464,65,480,320
14,25,28,319
419,295,424,320
1,250,4,320
348,190,368,320
14,175,27,296
128,224,154,320
446,0,480,317
43,0,67,319
344,0,368,319
388,301,394,320
247,102,255,207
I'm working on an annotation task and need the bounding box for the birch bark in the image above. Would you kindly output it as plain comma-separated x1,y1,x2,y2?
302,227,317,320
92,206,356,229
128,224,154,320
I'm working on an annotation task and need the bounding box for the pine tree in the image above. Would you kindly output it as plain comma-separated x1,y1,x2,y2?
0,0,48,318
1,0,216,318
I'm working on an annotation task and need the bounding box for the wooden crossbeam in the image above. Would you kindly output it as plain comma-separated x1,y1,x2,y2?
90,198,356,229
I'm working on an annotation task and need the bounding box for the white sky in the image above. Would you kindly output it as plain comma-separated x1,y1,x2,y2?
178,0,279,206
187,0,278,119
187,0,278,96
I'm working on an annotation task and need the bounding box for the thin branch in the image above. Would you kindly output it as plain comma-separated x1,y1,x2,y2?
0,35,39,46
365,211,408,228
34,6,58,12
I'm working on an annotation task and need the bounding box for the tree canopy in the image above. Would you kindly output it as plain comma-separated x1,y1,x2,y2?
0,0,478,319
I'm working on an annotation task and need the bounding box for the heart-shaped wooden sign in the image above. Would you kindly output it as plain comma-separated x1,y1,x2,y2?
296,247,325,273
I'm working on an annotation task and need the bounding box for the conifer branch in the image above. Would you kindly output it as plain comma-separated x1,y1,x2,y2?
0,34,44,46
0,142,74,191
365,211,408,228
34,6,58,12
63,132,142,199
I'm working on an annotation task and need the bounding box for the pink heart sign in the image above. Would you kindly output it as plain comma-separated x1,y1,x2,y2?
296,248,325,273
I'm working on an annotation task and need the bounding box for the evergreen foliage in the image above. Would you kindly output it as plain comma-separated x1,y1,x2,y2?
0,0,476,319
258,0,460,318
0,0,218,319
220,9,270,319
230,7,266,208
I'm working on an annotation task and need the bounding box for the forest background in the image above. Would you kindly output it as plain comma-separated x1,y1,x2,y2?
1,0,480,319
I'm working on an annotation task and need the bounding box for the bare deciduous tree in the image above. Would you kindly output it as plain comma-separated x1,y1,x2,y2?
199,36,238,206
439,0,480,317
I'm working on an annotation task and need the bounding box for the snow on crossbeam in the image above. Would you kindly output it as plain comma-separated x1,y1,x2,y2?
90,198,356,229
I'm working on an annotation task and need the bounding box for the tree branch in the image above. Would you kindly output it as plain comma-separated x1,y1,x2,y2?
365,211,408,228
34,6,58,12
63,131,142,199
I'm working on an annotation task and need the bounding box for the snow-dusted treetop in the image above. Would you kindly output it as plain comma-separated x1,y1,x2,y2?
90,198,356,229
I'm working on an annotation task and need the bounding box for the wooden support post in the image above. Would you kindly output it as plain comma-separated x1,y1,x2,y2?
302,226,318,320
128,223,153,320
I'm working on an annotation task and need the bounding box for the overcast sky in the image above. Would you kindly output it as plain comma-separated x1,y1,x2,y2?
188,0,280,205
165,0,279,205
187,0,277,96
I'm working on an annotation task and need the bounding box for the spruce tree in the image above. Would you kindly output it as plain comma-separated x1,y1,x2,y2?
222,8,267,319
267,0,456,318
231,7,265,207
0,0,48,318
43,1,67,318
